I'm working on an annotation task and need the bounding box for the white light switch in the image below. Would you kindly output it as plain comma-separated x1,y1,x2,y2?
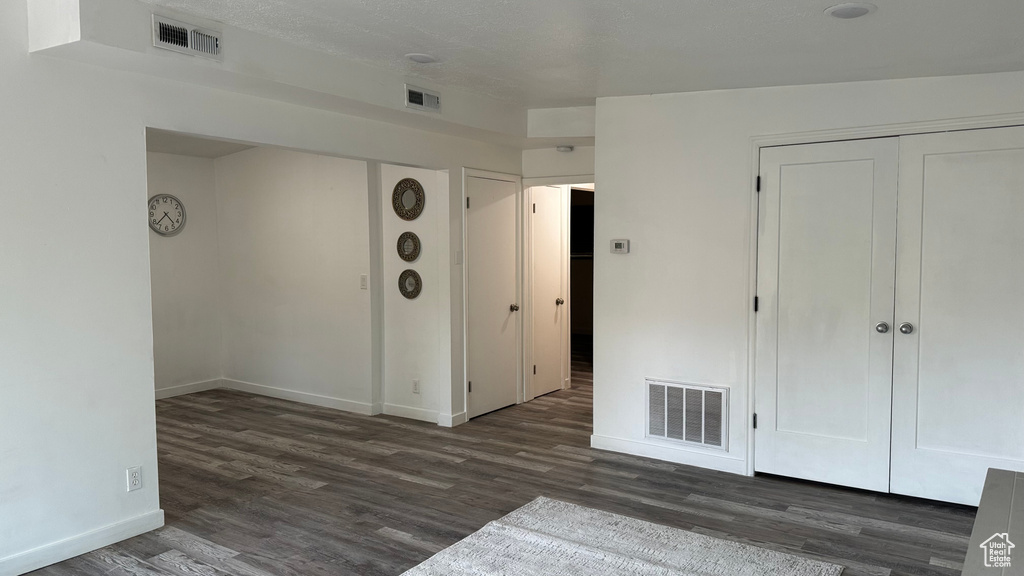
360,274,368,290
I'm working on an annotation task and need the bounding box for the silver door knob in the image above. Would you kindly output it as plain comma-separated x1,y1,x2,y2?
899,322,914,334
875,322,890,334
555,298,565,306
510,304,520,312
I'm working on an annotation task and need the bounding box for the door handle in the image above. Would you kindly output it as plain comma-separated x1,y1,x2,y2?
899,322,914,334
510,304,520,312
875,322,890,334
555,298,565,306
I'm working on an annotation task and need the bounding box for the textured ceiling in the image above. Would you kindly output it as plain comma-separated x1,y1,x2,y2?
140,0,1024,107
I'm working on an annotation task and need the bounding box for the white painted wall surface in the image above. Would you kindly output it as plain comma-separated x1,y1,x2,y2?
0,0,520,570
522,146,595,181
215,148,372,412
592,71,1024,475
147,153,223,394
380,165,449,422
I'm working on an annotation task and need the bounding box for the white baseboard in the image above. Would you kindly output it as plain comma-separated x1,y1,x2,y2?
437,411,467,428
370,402,384,416
382,403,438,423
0,509,164,576
220,379,373,415
154,379,223,399
590,434,747,475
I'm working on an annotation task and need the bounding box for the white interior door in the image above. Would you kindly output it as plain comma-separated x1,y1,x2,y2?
467,175,520,419
531,185,567,398
891,126,1024,505
755,138,898,492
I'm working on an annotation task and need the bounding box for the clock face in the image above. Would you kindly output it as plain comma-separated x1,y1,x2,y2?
148,194,186,236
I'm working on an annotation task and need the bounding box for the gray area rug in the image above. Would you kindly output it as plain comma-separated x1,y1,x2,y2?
403,497,843,575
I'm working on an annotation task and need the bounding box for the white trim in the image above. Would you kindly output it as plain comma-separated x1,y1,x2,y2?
0,510,164,576
382,403,438,423
590,434,746,475
745,111,1024,478
154,378,223,399
522,174,595,188
219,379,374,415
437,411,468,428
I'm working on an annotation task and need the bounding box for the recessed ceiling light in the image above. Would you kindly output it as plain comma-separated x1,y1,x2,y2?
405,53,439,64
556,145,575,153
825,3,877,19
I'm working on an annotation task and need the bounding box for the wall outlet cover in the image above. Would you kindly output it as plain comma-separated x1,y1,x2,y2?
126,466,142,492
610,239,630,254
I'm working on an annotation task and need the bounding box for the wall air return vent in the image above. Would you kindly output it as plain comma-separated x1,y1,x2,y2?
405,84,441,113
647,379,728,450
152,15,222,61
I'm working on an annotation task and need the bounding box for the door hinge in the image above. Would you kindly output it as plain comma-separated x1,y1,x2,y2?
533,365,536,375
533,203,536,213
468,381,472,393
754,296,759,312
466,197,470,209
753,413,758,429
756,175,761,193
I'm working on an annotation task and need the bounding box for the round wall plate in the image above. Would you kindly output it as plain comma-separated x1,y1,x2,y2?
399,269,422,299
392,178,425,221
397,231,421,262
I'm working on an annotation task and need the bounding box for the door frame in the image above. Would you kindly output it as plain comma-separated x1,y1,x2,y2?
525,184,571,401
462,168,525,416
746,112,1024,477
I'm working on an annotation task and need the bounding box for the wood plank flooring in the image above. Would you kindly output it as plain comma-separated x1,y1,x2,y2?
33,348,975,576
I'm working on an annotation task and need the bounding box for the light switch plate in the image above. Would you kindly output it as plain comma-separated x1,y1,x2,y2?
610,239,630,254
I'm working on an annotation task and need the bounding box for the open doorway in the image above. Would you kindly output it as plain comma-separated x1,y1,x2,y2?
525,182,594,403
568,186,594,385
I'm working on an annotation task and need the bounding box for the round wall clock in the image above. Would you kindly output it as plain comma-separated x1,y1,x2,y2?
148,194,186,236
398,269,422,299
392,178,425,221
397,231,421,262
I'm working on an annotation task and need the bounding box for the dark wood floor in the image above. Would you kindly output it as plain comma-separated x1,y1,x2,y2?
34,344,975,576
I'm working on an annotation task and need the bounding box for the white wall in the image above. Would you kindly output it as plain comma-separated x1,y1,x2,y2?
380,165,451,422
523,146,595,181
147,153,222,394
215,148,372,412
0,0,520,571
592,70,1024,475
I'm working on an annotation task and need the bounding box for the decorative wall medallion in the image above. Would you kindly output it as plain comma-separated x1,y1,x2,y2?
398,269,422,299
148,194,187,236
392,178,425,221
397,231,421,262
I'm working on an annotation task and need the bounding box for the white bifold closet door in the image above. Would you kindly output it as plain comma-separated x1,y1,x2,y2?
891,126,1024,505
755,138,899,493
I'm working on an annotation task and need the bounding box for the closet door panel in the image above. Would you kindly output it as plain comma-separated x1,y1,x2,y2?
755,138,898,492
892,126,1024,505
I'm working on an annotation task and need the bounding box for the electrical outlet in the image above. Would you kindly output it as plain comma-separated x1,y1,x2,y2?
412,379,420,394
126,466,142,492
360,274,368,290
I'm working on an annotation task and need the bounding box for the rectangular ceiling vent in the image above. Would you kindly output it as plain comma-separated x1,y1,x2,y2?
405,84,441,113
153,15,222,61
647,379,728,450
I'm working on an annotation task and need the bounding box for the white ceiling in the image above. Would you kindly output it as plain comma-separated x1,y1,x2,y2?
141,0,1024,108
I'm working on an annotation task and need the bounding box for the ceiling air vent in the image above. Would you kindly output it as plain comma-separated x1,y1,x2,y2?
152,15,222,61
647,379,728,450
405,84,441,113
